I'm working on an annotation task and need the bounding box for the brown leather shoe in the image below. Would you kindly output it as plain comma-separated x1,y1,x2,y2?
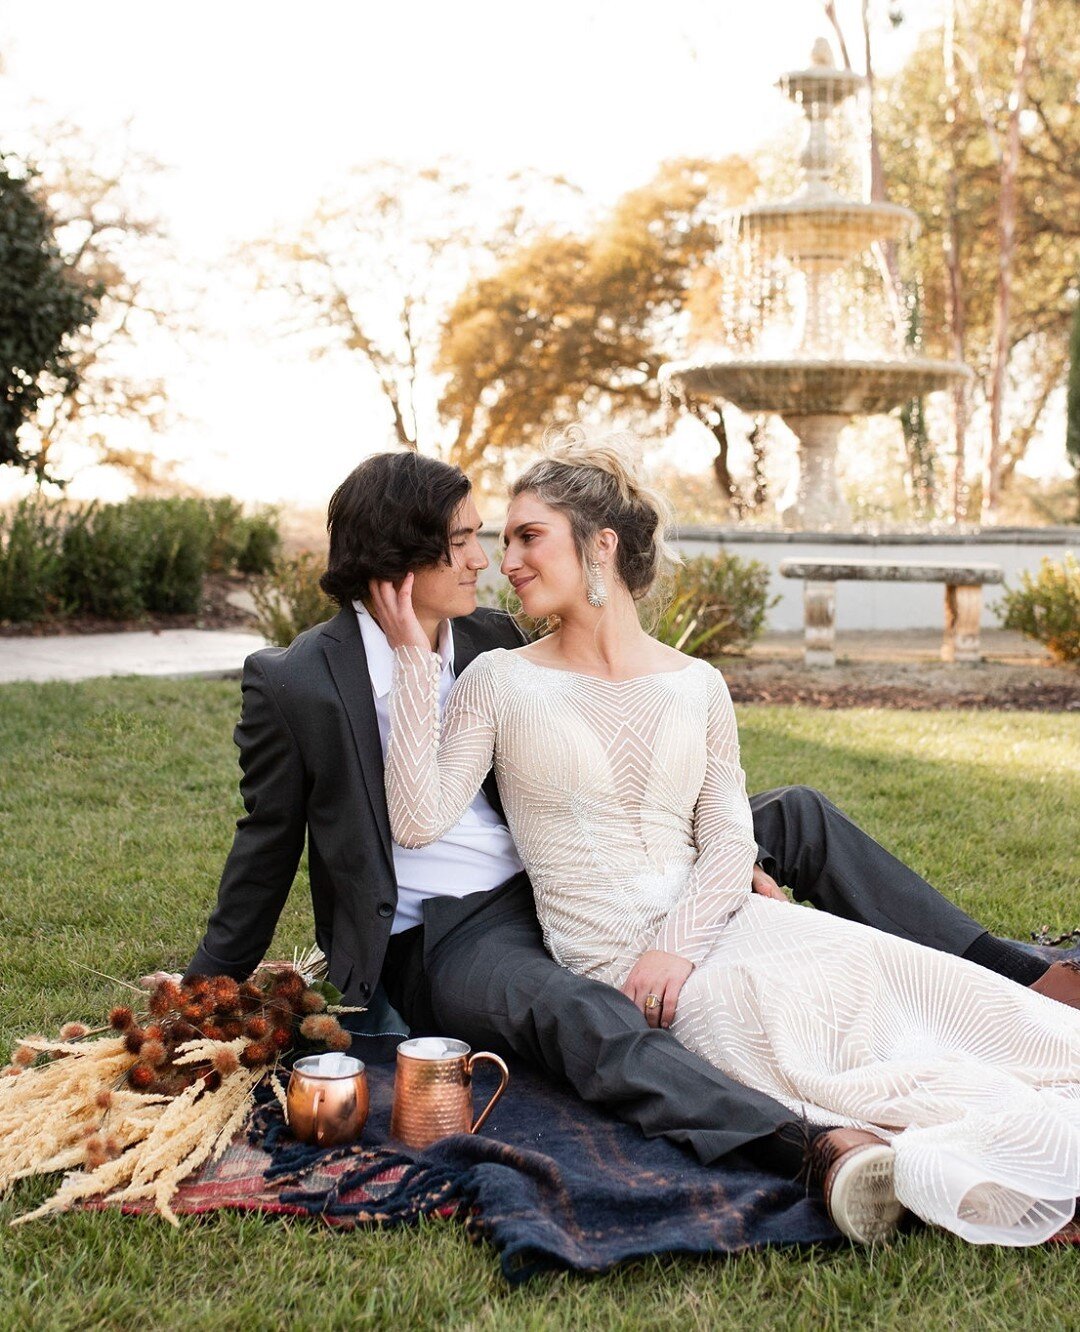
809,1128,906,1244
1029,960,1080,1010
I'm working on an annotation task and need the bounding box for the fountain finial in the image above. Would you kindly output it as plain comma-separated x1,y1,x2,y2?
810,37,835,68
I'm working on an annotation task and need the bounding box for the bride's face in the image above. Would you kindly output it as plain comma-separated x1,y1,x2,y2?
500,492,586,618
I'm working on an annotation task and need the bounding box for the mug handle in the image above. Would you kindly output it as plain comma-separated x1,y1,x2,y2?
467,1052,509,1134
312,1088,326,1146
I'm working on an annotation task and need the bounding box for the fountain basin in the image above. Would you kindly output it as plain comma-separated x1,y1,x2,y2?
729,199,917,262
660,356,971,416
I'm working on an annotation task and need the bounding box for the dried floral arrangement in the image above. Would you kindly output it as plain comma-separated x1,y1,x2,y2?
0,956,356,1226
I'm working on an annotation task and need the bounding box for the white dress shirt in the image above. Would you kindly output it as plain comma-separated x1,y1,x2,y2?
354,602,524,932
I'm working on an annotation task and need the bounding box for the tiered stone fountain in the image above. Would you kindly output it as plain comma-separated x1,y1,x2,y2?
661,38,970,528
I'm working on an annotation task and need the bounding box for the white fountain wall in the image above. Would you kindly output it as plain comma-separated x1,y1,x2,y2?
477,528,1079,632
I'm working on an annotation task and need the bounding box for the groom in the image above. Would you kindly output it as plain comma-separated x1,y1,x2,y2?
186,451,1076,1217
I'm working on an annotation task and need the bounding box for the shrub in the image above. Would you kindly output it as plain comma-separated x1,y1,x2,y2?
999,555,1080,664
0,498,65,622
653,552,777,657
200,497,246,573
2,493,282,625
252,551,336,647
59,498,211,619
233,508,282,575
59,502,152,619
136,499,212,614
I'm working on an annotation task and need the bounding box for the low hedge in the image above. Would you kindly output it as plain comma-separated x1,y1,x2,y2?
0,496,282,624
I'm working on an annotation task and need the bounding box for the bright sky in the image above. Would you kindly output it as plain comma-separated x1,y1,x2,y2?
1,0,991,508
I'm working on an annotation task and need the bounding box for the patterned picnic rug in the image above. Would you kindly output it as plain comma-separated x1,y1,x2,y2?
109,1043,842,1280
102,945,1080,1282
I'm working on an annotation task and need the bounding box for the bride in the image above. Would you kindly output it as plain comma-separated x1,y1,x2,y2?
372,429,1080,1247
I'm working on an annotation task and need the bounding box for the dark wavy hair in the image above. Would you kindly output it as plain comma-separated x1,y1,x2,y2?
319,452,471,607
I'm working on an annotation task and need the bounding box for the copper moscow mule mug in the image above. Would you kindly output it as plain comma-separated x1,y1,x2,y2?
390,1037,509,1150
286,1053,370,1148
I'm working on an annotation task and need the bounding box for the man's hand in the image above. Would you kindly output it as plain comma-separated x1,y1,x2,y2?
620,950,694,1029
139,970,182,990
751,863,788,901
369,573,432,652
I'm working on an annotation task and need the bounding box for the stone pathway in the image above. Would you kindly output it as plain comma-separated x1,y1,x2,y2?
0,629,269,685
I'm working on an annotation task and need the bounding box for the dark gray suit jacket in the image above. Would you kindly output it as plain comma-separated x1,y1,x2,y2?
186,604,523,1005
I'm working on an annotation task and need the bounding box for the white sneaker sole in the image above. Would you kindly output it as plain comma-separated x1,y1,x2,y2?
827,1145,905,1244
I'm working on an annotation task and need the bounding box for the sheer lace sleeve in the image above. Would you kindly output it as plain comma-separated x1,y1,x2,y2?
385,645,499,848
649,667,756,964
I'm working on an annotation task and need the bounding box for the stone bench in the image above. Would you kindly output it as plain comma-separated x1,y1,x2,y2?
778,558,1005,667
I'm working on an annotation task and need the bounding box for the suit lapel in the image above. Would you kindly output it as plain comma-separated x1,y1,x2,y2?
321,608,394,871
450,615,488,678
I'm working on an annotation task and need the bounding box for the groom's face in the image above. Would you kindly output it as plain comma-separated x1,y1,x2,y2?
409,495,488,622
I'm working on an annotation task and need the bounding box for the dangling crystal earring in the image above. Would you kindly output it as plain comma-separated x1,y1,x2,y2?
586,560,607,608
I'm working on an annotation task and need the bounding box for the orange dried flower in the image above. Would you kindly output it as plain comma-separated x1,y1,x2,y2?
299,1015,336,1042
59,1022,89,1040
244,1016,270,1039
2,1066,22,1078
12,1045,35,1068
95,1089,114,1110
327,1025,352,1052
141,1039,167,1068
300,990,327,1014
144,1024,164,1041
201,1023,225,1041
109,1006,135,1031
128,1063,155,1090
186,976,211,998
124,1029,146,1055
84,1135,107,1169
270,1027,292,1051
239,1041,271,1068
210,977,241,1007
220,1021,243,1040
271,971,305,1003
211,1047,240,1077
148,980,184,1016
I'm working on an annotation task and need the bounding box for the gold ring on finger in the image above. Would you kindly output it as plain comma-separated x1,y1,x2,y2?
643,994,661,1011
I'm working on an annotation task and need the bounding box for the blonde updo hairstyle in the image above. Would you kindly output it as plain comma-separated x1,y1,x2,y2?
509,425,678,608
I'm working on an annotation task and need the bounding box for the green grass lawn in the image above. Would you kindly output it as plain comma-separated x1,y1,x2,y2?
1,678,1078,1331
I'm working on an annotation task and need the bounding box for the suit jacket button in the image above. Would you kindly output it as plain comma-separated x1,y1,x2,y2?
377,902,394,918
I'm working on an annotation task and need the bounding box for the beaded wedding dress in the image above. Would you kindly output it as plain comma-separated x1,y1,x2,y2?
386,645,1080,1245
